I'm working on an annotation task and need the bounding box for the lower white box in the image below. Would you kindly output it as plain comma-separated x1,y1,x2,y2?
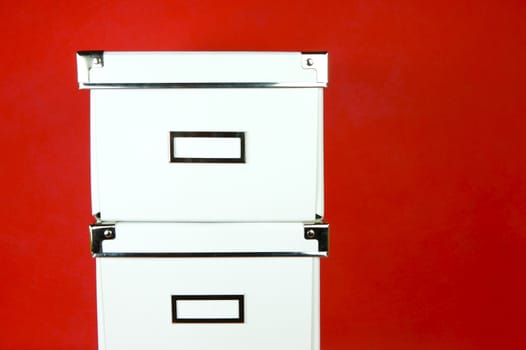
93,222,327,350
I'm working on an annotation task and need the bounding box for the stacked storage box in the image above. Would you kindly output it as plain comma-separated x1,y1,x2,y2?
77,51,329,350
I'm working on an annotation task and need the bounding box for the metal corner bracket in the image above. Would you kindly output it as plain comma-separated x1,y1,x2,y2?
301,52,328,85
89,223,115,257
304,222,329,254
77,51,104,86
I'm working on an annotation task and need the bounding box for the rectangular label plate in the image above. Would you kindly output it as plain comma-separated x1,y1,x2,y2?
171,295,245,323
170,131,245,163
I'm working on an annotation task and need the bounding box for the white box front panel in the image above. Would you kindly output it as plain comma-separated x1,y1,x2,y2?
91,88,323,222
97,257,318,350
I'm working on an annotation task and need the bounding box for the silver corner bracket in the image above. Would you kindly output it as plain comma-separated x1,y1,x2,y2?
304,222,329,256
301,52,328,86
89,222,115,257
77,51,104,88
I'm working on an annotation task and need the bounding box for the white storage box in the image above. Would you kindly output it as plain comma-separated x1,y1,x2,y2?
90,222,328,350
77,51,328,222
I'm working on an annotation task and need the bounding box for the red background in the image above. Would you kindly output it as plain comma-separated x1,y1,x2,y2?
1,1,525,349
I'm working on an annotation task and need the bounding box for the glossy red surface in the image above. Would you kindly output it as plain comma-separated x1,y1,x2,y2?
1,1,525,349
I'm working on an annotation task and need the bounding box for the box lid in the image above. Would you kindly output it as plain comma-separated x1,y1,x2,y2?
77,51,327,88
90,222,329,257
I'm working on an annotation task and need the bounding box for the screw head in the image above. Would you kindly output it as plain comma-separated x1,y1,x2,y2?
92,56,103,67
306,58,314,66
103,229,113,238
306,229,316,239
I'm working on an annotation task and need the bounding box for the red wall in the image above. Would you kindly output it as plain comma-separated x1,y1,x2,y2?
1,1,525,349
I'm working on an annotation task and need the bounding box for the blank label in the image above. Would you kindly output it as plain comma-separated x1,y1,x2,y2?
170,132,245,163
172,295,245,323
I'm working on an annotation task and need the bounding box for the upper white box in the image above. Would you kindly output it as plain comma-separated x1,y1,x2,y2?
78,51,328,222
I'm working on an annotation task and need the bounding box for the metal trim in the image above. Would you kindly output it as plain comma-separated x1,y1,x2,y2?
172,295,244,324
79,82,327,89
170,131,245,164
93,251,328,258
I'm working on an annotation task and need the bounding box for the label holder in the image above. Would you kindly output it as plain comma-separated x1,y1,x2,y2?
170,131,246,163
171,295,245,324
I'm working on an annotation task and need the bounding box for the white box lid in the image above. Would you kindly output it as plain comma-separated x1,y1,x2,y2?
77,51,328,88
91,222,328,257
